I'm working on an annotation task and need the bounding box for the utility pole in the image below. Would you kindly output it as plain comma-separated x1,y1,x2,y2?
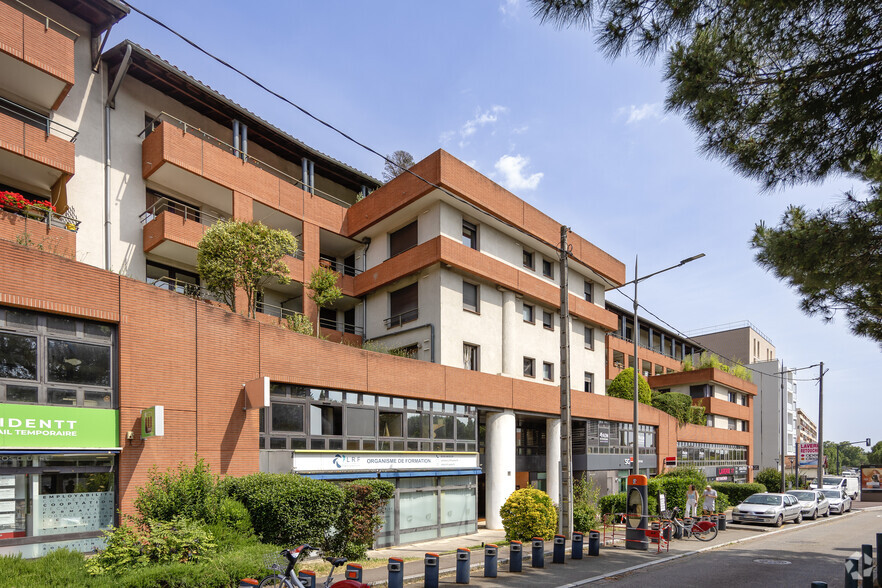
817,362,824,489
558,225,573,536
781,365,786,492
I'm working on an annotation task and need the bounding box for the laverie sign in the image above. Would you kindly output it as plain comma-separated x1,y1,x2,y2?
0,404,119,449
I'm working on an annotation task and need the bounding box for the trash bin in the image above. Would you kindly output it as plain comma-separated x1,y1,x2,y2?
455,548,470,584
588,530,601,556
531,538,545,568
484,544,498,578
553,535,566,563
718,513,727,531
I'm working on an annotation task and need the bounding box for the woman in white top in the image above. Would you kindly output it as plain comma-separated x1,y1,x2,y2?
685,484,699,518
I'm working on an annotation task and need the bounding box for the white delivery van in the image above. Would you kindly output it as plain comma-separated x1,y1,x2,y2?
810,476,860,500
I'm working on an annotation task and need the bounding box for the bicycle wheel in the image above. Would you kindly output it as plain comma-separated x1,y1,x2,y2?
258,574,293,588
695,525,718,542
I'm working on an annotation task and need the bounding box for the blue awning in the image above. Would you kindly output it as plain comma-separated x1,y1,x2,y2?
305,472,379,481
379,468,482,478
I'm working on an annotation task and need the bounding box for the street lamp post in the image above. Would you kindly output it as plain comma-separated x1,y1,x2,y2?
627,253,705,476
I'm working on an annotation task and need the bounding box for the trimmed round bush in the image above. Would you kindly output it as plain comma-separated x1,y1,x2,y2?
499,488,557,542
607,368,652,405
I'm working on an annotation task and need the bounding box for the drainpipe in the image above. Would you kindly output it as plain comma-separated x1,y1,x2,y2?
308,160,314,194
302,157,308,191
360,237,371,339
104,43,132,271
240,124,248,162
232,119,240,154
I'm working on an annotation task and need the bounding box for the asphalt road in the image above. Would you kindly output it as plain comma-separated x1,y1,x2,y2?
590,507,881,587
416,505,881,587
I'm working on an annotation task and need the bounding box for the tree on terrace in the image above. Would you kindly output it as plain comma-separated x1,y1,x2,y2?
197,220,296,318
529,0,882,346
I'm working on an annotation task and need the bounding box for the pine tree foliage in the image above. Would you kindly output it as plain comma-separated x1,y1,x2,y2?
752,157,882,346
529,0,882,189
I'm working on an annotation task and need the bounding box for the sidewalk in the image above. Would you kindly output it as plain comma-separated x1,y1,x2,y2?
357,519,772,586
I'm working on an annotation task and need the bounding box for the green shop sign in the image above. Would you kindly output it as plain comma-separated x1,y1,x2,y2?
0,404,119,449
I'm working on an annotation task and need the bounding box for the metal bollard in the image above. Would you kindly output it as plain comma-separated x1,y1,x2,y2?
532,537,545,568
297,570,316,588
456,548,470,584
509,540,523,572
553,534,566,563
861,544,873,585
572,532,584,559
845,552,860,588
388,557,404,588
424,553,439,588
484,544,498,578
718,513,727,531
344,563,362,583
588,530,601,556
810,582,827,588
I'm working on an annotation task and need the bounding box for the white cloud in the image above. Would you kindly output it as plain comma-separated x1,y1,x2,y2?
494,154,543,191
441,105,509,147
617,102,665,124
499,0,518,16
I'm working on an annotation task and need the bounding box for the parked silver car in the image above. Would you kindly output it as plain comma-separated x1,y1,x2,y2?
731,493,803,527
786,490,830,519
820,488,852,514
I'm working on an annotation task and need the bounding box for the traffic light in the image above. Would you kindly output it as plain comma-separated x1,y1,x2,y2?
867,438,872,447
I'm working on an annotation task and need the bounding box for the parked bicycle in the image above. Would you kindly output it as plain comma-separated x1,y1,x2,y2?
240,544,368,588
661,507,718,541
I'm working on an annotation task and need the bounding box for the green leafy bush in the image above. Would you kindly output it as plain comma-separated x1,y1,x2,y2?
226,473,344,547
330,480,395,560
606,368,652,404
687,404,706,425
755,468,783,493
499,488,557,542
648,466,707,513
710,482,766,505
573,476,601,532
651,392,693,424
134,458,222,525
597,492,657,516
0,549,115,588
284,313,314,335
86,517,216,576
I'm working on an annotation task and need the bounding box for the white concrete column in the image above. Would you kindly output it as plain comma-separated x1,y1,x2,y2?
485,410,517,529
500,289,517,376
546,418,561,506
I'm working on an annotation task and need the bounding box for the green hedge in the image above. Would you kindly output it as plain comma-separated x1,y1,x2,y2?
598,492,658,516
225,472,344,547
710,482,766,505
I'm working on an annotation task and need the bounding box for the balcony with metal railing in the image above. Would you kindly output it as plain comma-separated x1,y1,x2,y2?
140,113,356,217
0,97,77,188
384,309,419,329
0,0,77,110
140,197,223,265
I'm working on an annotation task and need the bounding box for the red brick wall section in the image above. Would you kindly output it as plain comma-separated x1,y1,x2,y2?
0,111,74,175
117,278,199,514
0,240,119,321
0,210,76,258
648,367,758,396
20,6,74,85
195,303,260,477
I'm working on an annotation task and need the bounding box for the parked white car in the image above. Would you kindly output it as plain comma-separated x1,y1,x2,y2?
820,488,852,514
786,490,830,519
731,493,803,527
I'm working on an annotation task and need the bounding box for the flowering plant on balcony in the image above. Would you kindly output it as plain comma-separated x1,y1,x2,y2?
0,191,56,214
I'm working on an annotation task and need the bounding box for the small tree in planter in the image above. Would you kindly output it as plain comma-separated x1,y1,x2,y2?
197,220,296,317
307,264,342,337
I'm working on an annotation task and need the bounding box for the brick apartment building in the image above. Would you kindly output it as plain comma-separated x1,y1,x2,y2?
0,0,754,557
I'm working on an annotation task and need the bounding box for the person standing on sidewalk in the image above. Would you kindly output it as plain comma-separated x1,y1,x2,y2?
685,484,699,518
702,485,717,514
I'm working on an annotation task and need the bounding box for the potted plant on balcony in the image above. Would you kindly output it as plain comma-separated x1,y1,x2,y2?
0,191,56,220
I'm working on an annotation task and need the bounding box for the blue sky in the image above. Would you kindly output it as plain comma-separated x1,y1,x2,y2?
109,0,878,445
